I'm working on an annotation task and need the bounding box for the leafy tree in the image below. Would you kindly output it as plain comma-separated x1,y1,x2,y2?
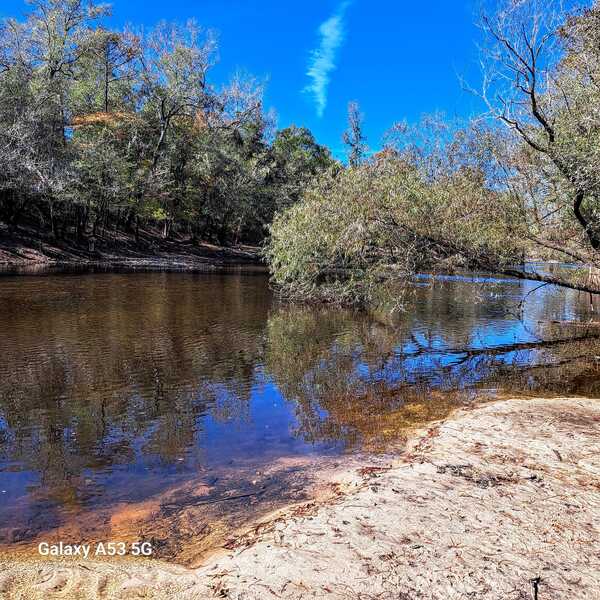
271,125,337,210
266,125,523,306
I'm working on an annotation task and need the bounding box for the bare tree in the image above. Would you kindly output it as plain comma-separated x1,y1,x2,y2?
343,100,367,168
480,0,600,252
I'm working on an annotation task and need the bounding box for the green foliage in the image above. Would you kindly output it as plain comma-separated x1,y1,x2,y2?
0,0,333,246
266,144,525,306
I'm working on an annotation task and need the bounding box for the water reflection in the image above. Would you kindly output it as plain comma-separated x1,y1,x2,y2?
0,271,598,559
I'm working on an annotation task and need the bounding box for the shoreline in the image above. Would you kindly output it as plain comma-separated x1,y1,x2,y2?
1,396,599,599
0,226,264,273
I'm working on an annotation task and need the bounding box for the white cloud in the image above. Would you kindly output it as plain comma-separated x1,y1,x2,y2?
304,1,352,118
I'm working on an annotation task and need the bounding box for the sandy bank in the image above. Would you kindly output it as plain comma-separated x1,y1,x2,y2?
1,397,599,599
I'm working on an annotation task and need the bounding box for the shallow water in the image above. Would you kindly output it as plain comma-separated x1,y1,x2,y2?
0,269,598,560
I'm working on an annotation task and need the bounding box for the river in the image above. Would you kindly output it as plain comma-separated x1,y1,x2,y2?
0,268,598,563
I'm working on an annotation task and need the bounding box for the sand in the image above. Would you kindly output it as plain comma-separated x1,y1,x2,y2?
1,396,599,599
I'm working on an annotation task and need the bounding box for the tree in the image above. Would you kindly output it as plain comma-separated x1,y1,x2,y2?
266,122,524,306
0,0,111,238
271,125,337,210
480,0,600,258
342,101,367,168
25,0,109,147
76,28,140,113
139,21,215,172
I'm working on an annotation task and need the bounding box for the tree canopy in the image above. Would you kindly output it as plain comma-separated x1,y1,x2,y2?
0,0,334,246
3,0,600,306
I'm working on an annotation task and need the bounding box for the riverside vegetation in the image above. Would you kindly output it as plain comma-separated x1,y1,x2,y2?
0,0,335,255
267,0,600,306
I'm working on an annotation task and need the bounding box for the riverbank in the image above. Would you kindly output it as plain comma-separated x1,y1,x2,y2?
0,224,262,271
1,396,598,599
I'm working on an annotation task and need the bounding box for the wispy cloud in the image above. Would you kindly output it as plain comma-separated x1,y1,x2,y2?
304,1,352,118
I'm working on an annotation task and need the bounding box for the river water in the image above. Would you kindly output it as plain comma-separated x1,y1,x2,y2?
0,268,598,562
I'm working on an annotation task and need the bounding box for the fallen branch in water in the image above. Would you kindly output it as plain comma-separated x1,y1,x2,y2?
497,267,600,295
397,332,600,361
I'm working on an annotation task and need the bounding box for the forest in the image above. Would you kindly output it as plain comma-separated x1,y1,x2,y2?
0,0,335,248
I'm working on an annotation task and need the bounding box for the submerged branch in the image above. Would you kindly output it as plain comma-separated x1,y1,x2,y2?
397,332,600,362
496,267,600,295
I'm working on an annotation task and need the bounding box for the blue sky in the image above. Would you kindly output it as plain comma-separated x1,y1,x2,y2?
1,0,486,157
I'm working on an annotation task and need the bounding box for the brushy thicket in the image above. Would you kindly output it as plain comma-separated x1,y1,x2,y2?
266,150,525,306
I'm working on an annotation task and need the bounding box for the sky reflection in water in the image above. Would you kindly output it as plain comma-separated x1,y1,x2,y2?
0,270,597,550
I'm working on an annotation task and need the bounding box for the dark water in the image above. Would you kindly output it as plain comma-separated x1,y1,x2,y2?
0,269,598,557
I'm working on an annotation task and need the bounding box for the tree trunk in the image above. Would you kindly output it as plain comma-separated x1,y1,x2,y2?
574,191,600,250
162,218,172,239
49,200,57,239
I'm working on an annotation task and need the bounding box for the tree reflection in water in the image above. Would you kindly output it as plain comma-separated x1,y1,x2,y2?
0,271,598,558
